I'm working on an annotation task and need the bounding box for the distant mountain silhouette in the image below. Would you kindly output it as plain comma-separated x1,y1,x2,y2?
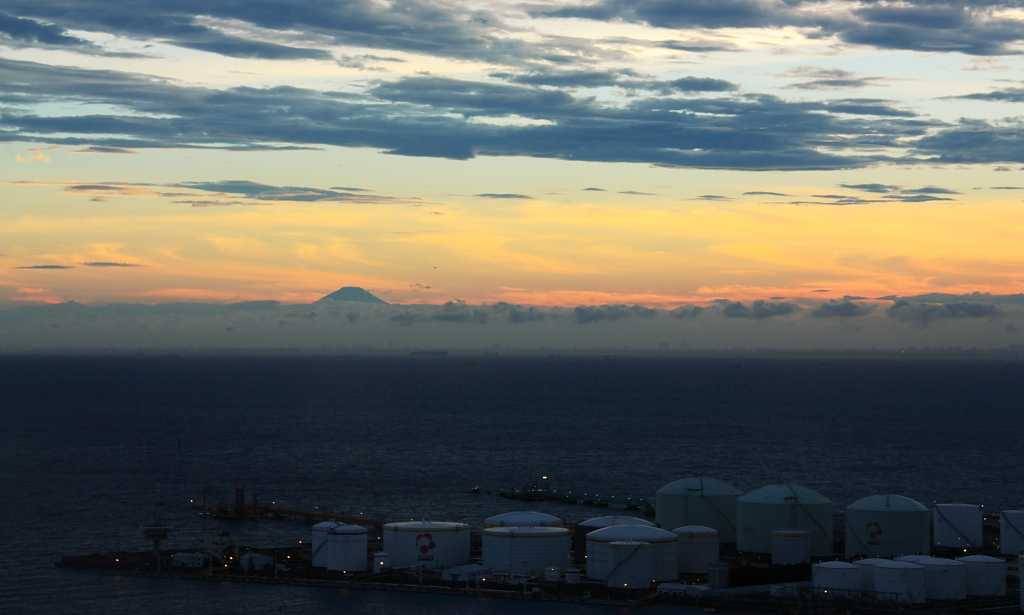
316,287,387,304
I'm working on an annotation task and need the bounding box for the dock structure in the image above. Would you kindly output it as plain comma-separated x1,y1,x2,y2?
154,492,386,529
480,481,652,514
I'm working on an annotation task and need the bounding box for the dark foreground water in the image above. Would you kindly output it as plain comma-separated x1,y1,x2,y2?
1,355,1021,614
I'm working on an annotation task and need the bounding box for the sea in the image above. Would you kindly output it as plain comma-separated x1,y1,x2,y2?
1,354,1021,614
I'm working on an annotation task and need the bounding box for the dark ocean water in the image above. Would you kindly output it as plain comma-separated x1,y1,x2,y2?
1,354,1021,614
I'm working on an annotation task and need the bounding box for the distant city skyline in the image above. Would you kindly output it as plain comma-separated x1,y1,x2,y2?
3,0,1024,347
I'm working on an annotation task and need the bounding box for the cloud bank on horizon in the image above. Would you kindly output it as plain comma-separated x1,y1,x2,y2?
2,291,1020,350
3,0,1024,348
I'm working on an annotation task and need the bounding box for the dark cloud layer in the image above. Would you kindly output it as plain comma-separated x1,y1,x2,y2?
886,300,999,325
574,304,658,324
719,300,799,319
0,46,1020,171
1,0,546,65
811,300,873,317
535,0,1024,56
0,12,91,47
880,292,1024,305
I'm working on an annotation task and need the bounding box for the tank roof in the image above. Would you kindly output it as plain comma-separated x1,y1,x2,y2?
875,560,924,569
814,561,860,569
578,516,655,528
957,555,1005,563
384,521,469,530
484,511,562,527
848,494,927,513
587,525,677,542
482,526,570,537
656,477,742,496
671,525,718,537
897,555,963,566
327,524,367,535
738,484,831,505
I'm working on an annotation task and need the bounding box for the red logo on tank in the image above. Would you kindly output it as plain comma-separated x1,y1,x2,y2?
866,522,883,539
416,533,436,554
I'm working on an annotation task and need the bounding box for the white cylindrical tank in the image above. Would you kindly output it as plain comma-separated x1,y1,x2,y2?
672,525,719,574
481,526,571,575
1000,511,1024,556
772,529,811,565
373,551,390,573
325,524,368,572
656,477,742,543
812,561,863,592
382,521,470,569
846,494,930,559
873,560,926,604
586,525,678,581
896,555,966,600
574,516,655,564
312,521,343,567
737,485,833,556
854,558,890,592
484,511,563,528
956,555,1007,597
578,516,656,532
934,503,983,548
605,541,651,589
564,568,581,584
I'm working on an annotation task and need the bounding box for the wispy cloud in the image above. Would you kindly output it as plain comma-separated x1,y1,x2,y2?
80,262,142,267
474,193,533,199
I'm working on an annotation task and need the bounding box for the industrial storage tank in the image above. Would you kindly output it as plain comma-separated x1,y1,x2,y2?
325,524,368,572
896,555,966,600
312,521,344,567
956,555,1007,597
934,503,982,548
999,510,1024,556
605,541,651,589
481,526,571,575
812,561,863,592
586,525,678,581
577,516,655,533
672,526,719,574
771,529,810,565
573,516,655,564
382,521,471,569
854,558,889,592
736,485,833,556
656,477,742,543
872,560,926,604
846,494,930,558
484,511,562,528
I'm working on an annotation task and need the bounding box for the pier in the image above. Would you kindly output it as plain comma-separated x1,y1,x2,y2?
154,489,386,528
478,480,653,514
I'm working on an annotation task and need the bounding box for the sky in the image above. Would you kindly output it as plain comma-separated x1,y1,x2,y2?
2,0,1024,349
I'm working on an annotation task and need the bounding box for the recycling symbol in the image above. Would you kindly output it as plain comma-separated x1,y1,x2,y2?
867,522,883,539
416,533,436,554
